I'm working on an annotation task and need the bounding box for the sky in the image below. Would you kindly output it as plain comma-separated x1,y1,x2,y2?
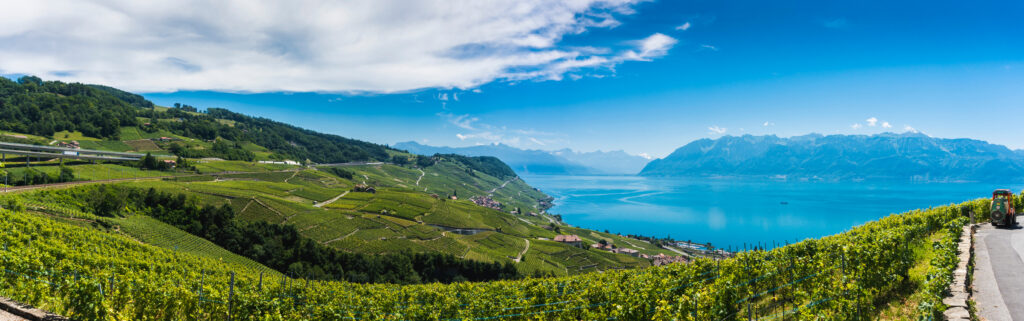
2,0,1023,158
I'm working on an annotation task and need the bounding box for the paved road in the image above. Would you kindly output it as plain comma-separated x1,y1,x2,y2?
974,220,1024,320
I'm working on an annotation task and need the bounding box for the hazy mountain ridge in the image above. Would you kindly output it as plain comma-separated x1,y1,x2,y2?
394,141,649,175
640,133,1024,181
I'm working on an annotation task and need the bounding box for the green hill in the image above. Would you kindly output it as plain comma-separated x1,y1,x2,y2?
0,76,684,283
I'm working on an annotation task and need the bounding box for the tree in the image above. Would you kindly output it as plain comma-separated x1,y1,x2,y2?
91,186,126,217
140,153,159,170
391,155,409,166
17,75,42,86
58,166,74,182
175,156,190,170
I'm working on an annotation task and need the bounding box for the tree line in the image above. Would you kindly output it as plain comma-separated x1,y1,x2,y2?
0,76,138,139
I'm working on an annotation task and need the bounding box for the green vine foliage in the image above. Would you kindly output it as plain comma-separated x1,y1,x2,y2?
0,197,984,320
916,217,968,320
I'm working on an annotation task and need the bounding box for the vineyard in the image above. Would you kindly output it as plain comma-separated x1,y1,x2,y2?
0,194,985,320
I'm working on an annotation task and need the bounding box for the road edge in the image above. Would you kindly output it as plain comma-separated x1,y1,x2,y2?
942,224,973,320
0,297,69,321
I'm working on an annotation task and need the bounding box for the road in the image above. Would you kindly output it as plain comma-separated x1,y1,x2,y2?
973,220,1024,320
513,239,530,263
0,169,300,194
0,176,169,193
488,178,514,194
315,191,349,208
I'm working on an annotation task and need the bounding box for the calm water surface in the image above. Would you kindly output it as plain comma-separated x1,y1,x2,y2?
520,175,1023,249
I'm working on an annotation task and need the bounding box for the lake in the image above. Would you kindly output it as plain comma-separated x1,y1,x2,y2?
520,175,1023,250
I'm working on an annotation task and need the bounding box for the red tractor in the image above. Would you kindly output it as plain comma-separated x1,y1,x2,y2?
990,189,1017,227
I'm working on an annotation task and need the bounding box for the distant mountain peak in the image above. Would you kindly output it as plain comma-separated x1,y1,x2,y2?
394,142,650,175
640,133,1024,182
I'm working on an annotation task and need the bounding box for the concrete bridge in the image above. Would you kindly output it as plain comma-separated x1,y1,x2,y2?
0,141,144,164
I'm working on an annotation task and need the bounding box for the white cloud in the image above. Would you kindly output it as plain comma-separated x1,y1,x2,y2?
763,121,775,127
708,126,727,135
634,33,678,59
851,123,863,129
439,113,478,130
698,44,718,51
446,115,564,148
457,132,502,141
903,125,918,133
866,117,878,127
676,22,691,31
881,121,892,128
0,0,671,93
638,152,652,160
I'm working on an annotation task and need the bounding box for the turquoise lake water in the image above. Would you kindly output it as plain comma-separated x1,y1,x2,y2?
520,175,1023,250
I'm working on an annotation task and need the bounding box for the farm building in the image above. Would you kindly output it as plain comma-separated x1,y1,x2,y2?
553,234,582,247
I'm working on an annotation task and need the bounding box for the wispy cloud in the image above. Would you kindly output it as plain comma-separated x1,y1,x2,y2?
675,22,691,31
439,113,478,130
444,113,564,148
866,117,878,127
763,121,775,127
708,125,727,135
0,0,671,93
903,125,919,133
698,44,719,51
638,152,652,160
881,122,892,128
851,123,863,129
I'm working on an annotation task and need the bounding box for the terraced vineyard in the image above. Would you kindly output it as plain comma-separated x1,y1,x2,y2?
7,158,669,277
0,192,984,320
111,215,279,276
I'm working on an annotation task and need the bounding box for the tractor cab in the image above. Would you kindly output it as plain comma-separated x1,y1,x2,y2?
990,189,1017,227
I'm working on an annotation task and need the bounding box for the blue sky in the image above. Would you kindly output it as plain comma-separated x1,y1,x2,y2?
4,0,1023,157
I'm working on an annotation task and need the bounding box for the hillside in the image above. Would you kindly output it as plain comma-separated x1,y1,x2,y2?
641,133,1024,181
0,186,1000,320
0,76,390,163
0,76,686,281
395,141,649,175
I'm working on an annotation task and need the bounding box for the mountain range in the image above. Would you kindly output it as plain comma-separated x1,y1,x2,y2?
640,133,1024,182
393,141,650,175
